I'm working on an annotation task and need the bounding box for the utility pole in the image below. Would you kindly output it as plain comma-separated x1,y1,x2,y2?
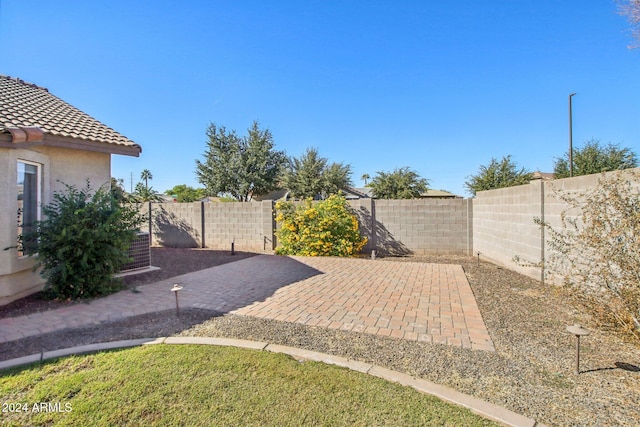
569,93,576,177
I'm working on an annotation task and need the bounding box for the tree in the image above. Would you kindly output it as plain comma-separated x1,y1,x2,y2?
164,184,208,202
361,173,370,185
369,167,429,199
195,121,286,202
133,182,164,202
323,162,353,197
140,169,153,190
280,147,353,199
465,156,532,196
554,140,638,179
618,0,640,48
134,169,163,201
110,177,128,203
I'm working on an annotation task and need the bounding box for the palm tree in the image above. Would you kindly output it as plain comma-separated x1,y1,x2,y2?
361,173,370,186
133,182,164,202
140,169,153,189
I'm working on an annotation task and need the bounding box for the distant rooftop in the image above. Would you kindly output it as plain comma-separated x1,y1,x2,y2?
531,171,555,181
421,189,461,198
345,187,461,199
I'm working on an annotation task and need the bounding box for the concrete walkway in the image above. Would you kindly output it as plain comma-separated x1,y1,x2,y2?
0,255,494,351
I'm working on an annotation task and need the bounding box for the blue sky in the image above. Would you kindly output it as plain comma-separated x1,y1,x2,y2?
1,1,638,196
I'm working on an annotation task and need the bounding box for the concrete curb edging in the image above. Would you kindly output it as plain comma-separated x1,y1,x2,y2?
163,336,268,350
0,338,165,371
262,344,541,427
0,337,545,427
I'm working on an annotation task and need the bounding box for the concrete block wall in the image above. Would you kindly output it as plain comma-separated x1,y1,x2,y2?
473,182,543,281
473,168,640,283
151,202,202,248
148,198,472,256
349,198,472,256
203,201,274,252
145,201,274,252
541,169,640,284
148,169,639,270
540,174,599,284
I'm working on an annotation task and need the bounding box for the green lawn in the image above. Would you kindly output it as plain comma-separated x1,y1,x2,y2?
1,345,498,426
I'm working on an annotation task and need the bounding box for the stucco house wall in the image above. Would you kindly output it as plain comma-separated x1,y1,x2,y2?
39,146,112,194
0,147,113,304
0,75,140,305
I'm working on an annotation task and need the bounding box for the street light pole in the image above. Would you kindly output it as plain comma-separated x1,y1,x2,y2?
569,93,576,177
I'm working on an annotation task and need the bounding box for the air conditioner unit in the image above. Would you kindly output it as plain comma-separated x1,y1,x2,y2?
120,231,151,272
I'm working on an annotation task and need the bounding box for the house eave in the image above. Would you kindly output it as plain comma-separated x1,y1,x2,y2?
0,132,141,157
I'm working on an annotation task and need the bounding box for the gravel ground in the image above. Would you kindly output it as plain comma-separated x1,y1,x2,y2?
1,250,639,426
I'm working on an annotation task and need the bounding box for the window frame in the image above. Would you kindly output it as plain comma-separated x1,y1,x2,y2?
17,159,43,258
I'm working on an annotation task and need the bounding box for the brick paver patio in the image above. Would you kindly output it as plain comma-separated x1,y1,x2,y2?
234,256,494,350
0,255,494,351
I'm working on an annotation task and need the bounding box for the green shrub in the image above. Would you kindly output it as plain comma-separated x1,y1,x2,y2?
25,181,145,300
275,194,367,257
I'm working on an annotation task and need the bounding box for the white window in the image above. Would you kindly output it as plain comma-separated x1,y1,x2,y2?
17,161,42,256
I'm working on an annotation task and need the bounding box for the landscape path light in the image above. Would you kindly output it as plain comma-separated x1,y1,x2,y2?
566,324,590,374
171,284,183,315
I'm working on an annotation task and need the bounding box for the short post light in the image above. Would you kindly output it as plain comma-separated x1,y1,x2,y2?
566,324,590,374
171,284,183,315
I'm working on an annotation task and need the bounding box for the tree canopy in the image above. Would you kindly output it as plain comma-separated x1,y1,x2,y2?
195,121,286,202
110,177,128,203
369,167,429,199
465,156,532,196
280,147,352,200
140,169,153,189
554,140,638,179
125,169,163,202
165,184,208,202
133,182,164,202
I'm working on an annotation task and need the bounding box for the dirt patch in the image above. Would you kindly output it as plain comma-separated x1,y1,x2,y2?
0,309,220,362
0,248,256,319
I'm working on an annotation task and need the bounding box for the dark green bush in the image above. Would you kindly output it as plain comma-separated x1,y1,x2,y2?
26,181,145,300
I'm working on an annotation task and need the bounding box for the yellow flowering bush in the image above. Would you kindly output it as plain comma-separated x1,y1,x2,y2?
275,194,367,257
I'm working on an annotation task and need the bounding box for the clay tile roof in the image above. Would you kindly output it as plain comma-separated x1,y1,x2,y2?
0,75,141,152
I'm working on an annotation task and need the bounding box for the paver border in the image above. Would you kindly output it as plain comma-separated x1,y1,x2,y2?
0,337,545,427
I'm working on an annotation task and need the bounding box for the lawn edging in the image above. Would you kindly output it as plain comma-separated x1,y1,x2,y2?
0,337,546,427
